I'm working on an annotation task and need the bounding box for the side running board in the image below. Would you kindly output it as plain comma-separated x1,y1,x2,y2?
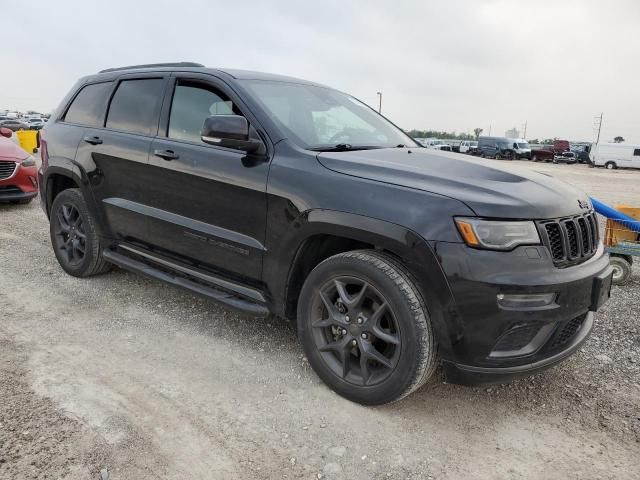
102,248,270,317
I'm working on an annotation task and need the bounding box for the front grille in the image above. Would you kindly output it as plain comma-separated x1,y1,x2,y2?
550,314,586,350
0,160,16,180
538,212,598,267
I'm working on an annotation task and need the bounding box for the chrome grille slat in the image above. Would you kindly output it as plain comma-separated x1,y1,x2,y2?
0,160,17,180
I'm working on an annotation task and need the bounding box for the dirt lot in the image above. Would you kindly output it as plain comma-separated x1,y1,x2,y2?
1,161,639,479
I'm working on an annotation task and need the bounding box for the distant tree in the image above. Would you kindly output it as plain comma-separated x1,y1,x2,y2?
473,128,483,139
613,136,625,143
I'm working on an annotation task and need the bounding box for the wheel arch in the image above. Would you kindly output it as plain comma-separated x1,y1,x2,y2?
43,164,83,217
265,209,458,357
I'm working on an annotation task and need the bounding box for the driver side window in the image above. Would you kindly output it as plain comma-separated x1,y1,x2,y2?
168,82,238,144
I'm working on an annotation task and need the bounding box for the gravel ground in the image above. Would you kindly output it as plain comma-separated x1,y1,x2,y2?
0,161,639,479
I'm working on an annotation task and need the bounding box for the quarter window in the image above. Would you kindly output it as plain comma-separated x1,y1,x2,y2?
106,79,164,135
633,149,640,156
64,82,112,127
168,83,237,144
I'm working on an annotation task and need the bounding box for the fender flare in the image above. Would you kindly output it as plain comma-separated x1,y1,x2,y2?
264,209,460,357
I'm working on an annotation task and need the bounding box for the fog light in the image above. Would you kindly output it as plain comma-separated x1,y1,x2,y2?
497,293,556,309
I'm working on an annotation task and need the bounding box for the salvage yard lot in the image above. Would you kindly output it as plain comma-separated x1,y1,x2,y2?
1,160,639,479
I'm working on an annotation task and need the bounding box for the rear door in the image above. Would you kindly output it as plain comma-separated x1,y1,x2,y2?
75,74,168,242
145,73,270,282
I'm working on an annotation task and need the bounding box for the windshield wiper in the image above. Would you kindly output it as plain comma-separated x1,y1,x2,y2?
309,144,384,152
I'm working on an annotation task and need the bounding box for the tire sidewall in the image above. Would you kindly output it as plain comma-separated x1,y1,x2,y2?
50,189,99,277
297,254,430,405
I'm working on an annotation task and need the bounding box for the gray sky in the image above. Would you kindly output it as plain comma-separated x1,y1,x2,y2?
2,0,639,142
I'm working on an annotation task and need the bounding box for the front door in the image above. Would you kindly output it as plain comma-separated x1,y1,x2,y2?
144,74,270,283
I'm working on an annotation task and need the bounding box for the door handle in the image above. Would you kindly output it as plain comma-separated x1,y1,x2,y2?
83,135,103,145
153,149,179,161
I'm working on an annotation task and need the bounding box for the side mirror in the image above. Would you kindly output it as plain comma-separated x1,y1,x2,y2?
200,115,262,154
0,127,12,138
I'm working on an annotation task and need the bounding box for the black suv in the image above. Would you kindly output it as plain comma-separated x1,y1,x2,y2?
39,63,612,405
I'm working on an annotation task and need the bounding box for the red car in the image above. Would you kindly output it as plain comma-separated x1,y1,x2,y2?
0,127,38,204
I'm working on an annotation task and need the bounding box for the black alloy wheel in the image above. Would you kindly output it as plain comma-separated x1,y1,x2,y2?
310,276,400,386
53,203,87,266
50,188,111,277
298,250,438,405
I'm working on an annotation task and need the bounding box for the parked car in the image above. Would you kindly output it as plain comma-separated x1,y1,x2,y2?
39,63,612,405
0,128,38,204
0,119,29,131
510,138,531,159
571,143,592,164
459,140,478,154
477,136,515,159
422,138,452,151
553,139,571,155
591,143,640,169
553,151,577,164
26,118,45,130
530,144,555,162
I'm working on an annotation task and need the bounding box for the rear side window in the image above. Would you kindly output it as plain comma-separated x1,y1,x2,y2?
634,149,640,156
106,79,164,135
64,82,112,126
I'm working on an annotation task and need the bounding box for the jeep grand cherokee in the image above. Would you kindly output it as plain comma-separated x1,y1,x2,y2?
38,63,612,405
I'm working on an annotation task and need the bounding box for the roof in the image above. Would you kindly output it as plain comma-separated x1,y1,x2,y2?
92,63,328,87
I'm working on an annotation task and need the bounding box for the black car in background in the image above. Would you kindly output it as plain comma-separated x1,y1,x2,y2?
38,63,612,405
477,136,516,159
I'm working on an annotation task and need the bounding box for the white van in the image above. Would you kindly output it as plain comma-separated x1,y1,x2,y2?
510,138,532,159
591,143,640,169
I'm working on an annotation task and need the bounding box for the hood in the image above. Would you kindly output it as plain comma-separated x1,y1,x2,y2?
0,137,29,161
317,148,590,219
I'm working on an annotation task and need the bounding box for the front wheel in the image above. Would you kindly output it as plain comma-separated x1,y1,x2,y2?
297,250,438,405
605,162,617,170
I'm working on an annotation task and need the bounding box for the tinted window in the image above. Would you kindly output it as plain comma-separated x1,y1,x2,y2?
106,79,164,135
64,82,112,126
168,83,236,143
634,149,640,156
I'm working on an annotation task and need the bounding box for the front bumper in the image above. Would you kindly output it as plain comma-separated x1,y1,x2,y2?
431,240,612,385
444,312,594,385
0,163,38,202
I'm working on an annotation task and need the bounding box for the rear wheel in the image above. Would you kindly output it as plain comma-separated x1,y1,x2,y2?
610,255,632,286
50,188,111,277
297,250,438,405
605,161,617,170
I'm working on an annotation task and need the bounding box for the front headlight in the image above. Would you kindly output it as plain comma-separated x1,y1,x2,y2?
455,218,541,250
21,155,36,167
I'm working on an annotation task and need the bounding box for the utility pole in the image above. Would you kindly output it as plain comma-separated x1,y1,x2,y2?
376,92,382,113
488,124,492,136
522,121,527,139
594,113,603,144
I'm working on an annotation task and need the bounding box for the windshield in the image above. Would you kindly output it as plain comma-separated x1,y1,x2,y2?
517,142,529,149
240,80,417,150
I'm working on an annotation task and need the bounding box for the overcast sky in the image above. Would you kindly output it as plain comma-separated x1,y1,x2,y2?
2,0,638,142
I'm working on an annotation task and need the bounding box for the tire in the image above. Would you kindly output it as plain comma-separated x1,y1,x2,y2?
494,152,501,160
610,255,632,286
605,161,617,170
50,188,111,277
532,155,538,162
297,250,438,405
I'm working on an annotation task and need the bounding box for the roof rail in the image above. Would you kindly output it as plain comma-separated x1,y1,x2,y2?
98,62,205,73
